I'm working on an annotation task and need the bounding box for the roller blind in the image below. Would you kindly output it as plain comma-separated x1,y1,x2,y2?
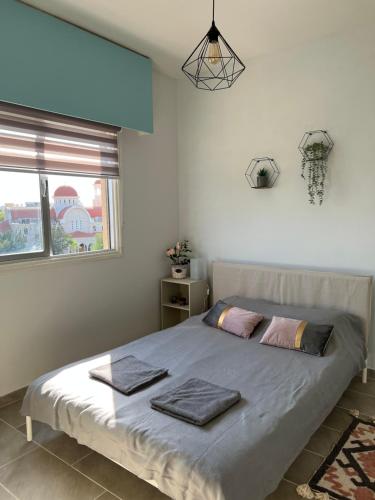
0,0,153,133
0,102,120,178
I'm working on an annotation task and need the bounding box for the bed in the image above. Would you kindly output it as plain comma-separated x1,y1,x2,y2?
21,262,373,500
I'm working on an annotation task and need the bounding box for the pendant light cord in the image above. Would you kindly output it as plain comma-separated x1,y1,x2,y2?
212,0,215,21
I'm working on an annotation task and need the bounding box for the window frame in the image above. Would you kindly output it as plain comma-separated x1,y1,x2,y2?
0,172,121,265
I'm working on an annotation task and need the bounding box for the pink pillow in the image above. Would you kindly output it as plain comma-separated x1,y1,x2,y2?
260,316,333,356
261,316,304,350
203,301,264,338
220,307,264,338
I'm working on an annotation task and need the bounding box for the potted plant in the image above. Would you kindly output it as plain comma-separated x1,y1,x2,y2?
165,240,192,279
256,167,269,188
301,141,330,205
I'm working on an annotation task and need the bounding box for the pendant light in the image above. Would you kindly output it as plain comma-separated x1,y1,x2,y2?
182,0,245,91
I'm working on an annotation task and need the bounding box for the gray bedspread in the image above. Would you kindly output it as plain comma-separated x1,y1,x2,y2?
21,298,365,500
89,354,168,395
150,378,241,426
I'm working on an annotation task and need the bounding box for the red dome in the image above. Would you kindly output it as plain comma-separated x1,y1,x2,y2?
54,186,78,197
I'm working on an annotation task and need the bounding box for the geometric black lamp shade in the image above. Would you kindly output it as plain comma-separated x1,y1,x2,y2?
182,0,245,91
245,157,280,189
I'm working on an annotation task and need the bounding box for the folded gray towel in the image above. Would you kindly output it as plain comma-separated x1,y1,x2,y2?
150,378,241,426
89,355,168,395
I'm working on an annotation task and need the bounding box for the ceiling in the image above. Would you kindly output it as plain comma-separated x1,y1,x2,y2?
23,0,375,78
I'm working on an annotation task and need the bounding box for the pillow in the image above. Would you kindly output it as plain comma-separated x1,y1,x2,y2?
203,300,263,338
260,316,333,356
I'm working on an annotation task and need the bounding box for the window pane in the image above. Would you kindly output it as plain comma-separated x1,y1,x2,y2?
48,175,110,255
0,171,43,256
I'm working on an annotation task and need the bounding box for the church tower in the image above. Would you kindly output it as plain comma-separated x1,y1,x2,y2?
93,180,102,207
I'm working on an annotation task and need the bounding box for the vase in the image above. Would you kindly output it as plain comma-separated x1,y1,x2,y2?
171,264,188,279
190,257,207,280
257,176,268,188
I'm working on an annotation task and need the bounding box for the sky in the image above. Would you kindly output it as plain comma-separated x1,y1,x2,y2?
0,171,97,207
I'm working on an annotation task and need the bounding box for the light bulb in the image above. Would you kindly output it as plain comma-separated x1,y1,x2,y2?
208,41,220,64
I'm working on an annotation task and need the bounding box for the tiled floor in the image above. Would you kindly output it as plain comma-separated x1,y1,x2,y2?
0,371,374,500
267,369,375,500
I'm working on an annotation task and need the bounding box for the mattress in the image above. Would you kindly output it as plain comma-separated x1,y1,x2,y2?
21,298,366,500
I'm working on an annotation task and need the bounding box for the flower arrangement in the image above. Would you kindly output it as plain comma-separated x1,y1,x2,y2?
165,240,192,265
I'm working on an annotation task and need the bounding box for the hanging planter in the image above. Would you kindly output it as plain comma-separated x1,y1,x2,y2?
298,130,334,205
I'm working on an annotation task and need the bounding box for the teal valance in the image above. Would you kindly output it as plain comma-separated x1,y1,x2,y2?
0,0,153,133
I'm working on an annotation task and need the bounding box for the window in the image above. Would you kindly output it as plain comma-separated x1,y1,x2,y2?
0,171,45,257
0,102,120,262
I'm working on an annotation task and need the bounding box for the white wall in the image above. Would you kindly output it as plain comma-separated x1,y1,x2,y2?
177,27,375,368
1,71,178,396
4,26,375,396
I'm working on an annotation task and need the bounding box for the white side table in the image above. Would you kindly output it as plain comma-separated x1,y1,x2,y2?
160,278,209,329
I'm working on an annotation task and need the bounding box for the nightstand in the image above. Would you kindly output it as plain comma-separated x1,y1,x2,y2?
161,278,209,329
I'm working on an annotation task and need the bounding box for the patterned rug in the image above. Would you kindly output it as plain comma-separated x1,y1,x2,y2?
309,417,375,499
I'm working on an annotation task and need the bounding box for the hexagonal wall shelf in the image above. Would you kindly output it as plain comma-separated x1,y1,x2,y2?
298,130,334,160
245,157,280,189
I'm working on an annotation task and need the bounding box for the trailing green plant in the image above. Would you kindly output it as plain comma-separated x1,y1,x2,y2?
257,167,268,177
301,141,330,205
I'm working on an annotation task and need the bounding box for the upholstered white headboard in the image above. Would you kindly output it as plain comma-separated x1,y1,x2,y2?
213,262,373,343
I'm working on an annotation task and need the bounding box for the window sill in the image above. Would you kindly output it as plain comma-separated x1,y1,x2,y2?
0,249,122,272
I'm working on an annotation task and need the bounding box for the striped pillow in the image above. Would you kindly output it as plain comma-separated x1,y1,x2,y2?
203,300,263,339
260,316,333,356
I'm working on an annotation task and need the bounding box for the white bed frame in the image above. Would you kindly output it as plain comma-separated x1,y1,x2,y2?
26,261,373,454
213,262,373,384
